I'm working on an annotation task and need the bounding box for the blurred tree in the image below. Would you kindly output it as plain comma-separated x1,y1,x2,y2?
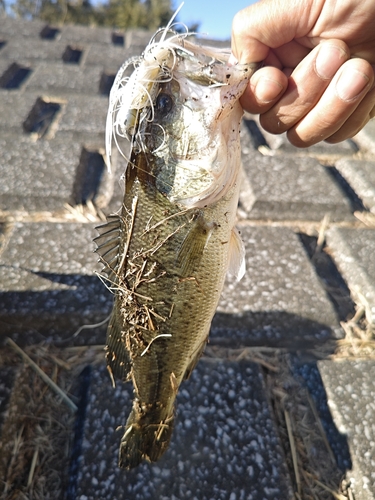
98,0,173,29
11,0,98,24
9,0,174,28
98,0,146,29
144,0,173,30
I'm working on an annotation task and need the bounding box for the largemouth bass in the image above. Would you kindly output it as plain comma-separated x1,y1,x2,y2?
95,16,257,469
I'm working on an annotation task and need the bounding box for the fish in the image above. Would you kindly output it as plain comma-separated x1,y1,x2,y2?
94,12,258,469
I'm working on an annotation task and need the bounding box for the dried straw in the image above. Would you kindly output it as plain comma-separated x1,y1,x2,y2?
6,338,77,413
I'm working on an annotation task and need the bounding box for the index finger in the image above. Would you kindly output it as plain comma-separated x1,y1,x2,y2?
231,0,319,63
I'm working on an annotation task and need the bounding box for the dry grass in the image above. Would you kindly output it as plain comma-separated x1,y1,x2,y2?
0,247,373,499
0,359,73,499
265,353,347,500
0,201,106,225
0,344,103,500
334,291,375,360
354,211,375,228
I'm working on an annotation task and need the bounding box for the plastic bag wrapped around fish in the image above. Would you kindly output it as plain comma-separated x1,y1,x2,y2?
94,10,258,469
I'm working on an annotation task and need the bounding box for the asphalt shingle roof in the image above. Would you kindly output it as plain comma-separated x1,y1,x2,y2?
0,17,375,499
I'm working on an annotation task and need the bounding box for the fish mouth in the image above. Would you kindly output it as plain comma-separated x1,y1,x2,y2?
105,24,259,210
106,27,258,169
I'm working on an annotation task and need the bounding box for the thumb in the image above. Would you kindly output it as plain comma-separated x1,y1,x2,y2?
231,0,317,63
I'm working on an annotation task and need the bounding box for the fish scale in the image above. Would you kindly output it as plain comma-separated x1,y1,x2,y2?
100,175,240,469
95,21,258,469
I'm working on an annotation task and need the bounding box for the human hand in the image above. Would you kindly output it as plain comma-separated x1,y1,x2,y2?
232,0,375,147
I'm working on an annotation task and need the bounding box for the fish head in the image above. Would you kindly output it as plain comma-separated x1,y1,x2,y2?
107,33,259,207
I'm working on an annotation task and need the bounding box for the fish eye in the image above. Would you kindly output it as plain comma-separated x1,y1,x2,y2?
156,93,173,116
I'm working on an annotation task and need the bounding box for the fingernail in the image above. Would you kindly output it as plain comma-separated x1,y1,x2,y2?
255,77,284,103
315,44,347,79
336,68,370,101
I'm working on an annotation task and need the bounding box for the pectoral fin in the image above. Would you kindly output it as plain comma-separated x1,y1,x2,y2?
227,227,246,281
176,213,216,276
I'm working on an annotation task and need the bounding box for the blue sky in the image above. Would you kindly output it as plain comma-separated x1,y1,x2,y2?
173,0,256,40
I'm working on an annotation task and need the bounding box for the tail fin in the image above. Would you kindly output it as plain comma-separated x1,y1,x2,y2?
118,402,174,469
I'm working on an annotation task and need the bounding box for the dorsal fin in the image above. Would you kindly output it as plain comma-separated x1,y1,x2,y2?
94,215,123,282
106,302,131,383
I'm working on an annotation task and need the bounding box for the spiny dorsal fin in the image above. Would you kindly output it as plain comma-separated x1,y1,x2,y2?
94,215,122,282
106,302,131,383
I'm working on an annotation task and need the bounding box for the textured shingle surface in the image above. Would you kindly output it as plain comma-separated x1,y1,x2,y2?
335,158,375,214
214,225,341,348
71,361,294,500
0,222,111,343
1,17,375,500
327,227,375,316
318,360,375,500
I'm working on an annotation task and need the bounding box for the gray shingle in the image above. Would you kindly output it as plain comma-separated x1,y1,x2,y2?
244,114,360,160
0,37,78,62
83,42,143,70
327,227,375,316
355,117,375,155
0,90,41,130
240,150,353,221
213,225,342,348
335,158,375,213
25,61,103,95
58,95,107,134
0,133,81,211
0,222,111,343
318,360,375,500
0,17,45,38
59,24,114,45
72,360,294,500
